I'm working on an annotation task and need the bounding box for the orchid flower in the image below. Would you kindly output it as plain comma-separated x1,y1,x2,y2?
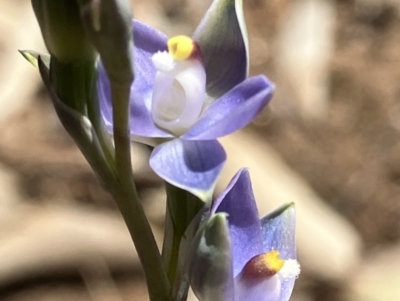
98,0,275,200
190,169,300,301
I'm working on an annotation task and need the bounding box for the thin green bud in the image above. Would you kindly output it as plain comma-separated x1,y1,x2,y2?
79,0,134,84
31,0,94,61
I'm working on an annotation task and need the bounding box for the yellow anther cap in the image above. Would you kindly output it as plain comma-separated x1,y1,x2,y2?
240,250,286,281
261,250,285,273
168,35,195,60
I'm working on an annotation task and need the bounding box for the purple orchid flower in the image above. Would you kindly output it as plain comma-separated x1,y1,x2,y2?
190,169,300,301
98,0,275,200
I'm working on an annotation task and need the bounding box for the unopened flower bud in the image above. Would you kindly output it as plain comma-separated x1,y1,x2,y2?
79,0,134,84
31,0,94,61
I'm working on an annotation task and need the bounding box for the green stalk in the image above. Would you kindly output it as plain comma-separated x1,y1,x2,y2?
46,58,114,187
110,83,171,301
50,56,115,176
50,58,89,115
163,183,204,295
85,62,116,169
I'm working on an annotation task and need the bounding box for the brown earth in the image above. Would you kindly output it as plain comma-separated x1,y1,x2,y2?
1,0,399,300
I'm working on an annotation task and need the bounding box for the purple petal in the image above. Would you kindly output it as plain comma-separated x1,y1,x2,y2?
182,75,274,140
130,20,173,138
150,139,226,200
190,214,234,301
193,0,249,98
261,204,297,301
212,169,263,277
98,20,173,138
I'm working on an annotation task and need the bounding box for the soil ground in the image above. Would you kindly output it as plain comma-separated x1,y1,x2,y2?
1,0,399,300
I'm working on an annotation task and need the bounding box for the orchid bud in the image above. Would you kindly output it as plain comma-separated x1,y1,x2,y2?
79,0,134,84
29,0,115,175
190,213,234,301
31,0,94,61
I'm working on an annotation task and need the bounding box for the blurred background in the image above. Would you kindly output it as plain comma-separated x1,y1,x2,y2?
0,0,399,300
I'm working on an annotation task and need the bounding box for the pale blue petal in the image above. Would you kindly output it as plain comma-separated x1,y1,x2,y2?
212,169,263,277
182,76,274,140
261,204,297,301
149,139,226,201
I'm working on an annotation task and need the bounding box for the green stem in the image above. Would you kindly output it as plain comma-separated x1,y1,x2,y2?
163,183,204,296
85,61,115,169
48,57,116,187
111,83,171,301
50,58,89,115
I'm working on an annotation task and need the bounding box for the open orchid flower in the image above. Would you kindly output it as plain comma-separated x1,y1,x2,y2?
98,0,275,200
190,169,300,301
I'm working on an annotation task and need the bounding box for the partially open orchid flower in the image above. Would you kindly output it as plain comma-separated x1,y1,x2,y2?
190,169,300,301
98,0,275,200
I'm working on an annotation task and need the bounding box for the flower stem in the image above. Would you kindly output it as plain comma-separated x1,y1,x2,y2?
85,66,116,170
163,183,204,299
111,83,171,301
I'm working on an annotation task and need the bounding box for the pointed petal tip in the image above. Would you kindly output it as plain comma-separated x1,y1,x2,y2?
266,203,296,220
19,50,36,67
236,167,250,177
209,212,229,228
254,74,276,92
19,50,50,68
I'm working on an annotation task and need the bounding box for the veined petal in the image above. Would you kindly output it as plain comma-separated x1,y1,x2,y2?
193,0,248,98
182,76,274,140
261,204,297,301
212,169,263,277
190,213,234,301
149,139,226,200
